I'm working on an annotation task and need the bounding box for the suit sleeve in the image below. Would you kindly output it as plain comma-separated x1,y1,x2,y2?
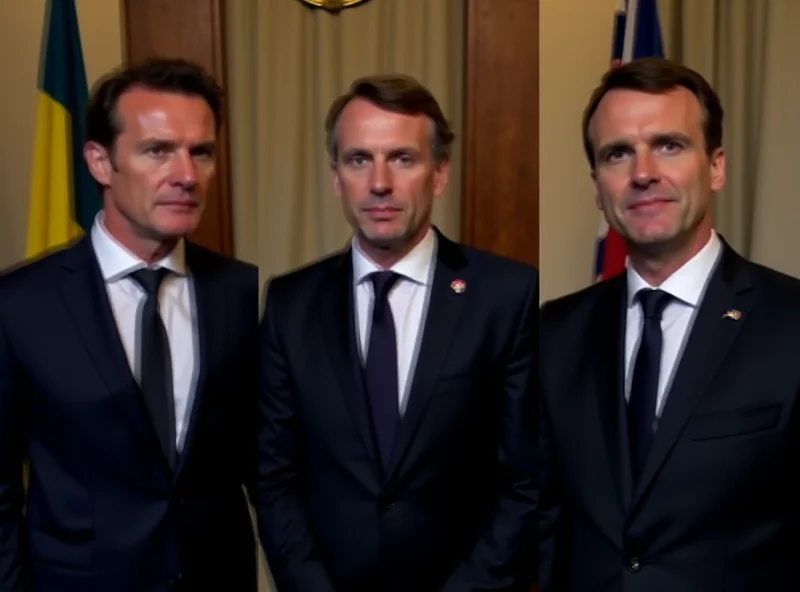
0,306,27,591
256,279,337,592
537,302,565,592
440,268,539,592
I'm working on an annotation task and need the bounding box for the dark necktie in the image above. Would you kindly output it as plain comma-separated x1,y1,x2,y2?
363,271,401,471
627,288,672,479
129,268,177,469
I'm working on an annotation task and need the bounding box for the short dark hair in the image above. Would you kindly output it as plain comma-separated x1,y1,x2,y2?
582,57,723,169
324,73,455,164
85,57,223,156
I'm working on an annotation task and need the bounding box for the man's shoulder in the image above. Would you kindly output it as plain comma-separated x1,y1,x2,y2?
745,258,800,303
446,243,538,316
456,242,538,282
541,276,617,325
264,249,347,299
186,242,257,274
185,242,258,295
0,240,82,294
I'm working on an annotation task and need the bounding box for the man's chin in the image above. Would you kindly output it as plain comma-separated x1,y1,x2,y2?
625,231,687,257
153,216,201,238
360,228,408,249
618,219,680,245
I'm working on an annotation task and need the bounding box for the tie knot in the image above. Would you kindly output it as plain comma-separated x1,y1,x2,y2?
370,271,401,303
129,267,170,295
637,288,672,320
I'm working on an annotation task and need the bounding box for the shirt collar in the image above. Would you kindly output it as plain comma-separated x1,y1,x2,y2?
90,211,187,283
351,227,437,286
626,229,722,308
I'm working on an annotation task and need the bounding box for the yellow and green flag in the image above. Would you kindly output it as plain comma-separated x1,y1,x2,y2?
26,0,100,258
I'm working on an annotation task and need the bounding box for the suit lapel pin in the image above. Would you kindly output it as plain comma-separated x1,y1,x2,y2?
721,309,741,321
450,279,466,294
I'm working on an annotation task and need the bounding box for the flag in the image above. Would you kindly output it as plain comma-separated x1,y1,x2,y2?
593,0,664,282
26,0,100,258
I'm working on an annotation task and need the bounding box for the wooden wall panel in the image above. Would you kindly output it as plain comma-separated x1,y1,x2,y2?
462,0,539,267
121,0,233,256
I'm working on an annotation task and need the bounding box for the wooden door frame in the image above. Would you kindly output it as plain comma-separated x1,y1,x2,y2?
462,0,539,267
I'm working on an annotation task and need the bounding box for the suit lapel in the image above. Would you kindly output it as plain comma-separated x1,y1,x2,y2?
57,237,169,468
385,233,468,481
592,275,635,511
173,244,226,478
630,245,755,511
319,252,382,469
319,233,470,479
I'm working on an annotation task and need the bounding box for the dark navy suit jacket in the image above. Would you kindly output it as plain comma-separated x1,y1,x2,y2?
0,236,258,591
258,230,539,591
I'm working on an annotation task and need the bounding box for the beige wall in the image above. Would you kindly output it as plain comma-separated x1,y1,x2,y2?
539,0,621,302
0,0,122,269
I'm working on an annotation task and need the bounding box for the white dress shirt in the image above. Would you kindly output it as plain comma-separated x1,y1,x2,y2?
90,213,199,451
352,228,437,416
624,230,722,418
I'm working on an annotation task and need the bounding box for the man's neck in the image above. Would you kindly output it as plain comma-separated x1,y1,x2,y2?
357,224,431,270
101,212,179,265
628,227,712,286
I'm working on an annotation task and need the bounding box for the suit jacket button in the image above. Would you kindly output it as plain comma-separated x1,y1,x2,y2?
380,501,395,511
628,557,641,572
167,572,183,588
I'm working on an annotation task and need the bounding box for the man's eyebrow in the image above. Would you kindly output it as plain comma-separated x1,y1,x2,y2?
595,139,631,159
136,138,216,151
649,131,693,145
341,146,420,157
596,132,694,158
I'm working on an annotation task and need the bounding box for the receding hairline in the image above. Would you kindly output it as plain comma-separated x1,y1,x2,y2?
114,85,219,114
108,85,218,140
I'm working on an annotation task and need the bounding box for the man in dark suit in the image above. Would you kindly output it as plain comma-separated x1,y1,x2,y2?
0,58,258,591
257,74,538,591
540,57,800,591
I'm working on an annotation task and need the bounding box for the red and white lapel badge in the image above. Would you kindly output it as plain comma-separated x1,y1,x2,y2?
450,279,466,294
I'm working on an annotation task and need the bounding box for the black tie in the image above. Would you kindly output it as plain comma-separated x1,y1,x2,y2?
363,271,401,471
628,288,672,479
129,268,177,469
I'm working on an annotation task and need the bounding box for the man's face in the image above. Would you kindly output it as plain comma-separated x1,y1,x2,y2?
332,98,449,255
85,87,217,247
589,87,725,255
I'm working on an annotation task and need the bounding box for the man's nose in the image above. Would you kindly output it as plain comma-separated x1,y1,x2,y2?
369,160,392,196
171,151,198,189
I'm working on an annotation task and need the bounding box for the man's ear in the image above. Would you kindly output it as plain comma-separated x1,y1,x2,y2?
83,141,113,187
331,162,342,198
432,159,450,197
709,147,726,193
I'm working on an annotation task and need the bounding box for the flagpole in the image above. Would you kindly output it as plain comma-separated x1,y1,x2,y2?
622,0,639,63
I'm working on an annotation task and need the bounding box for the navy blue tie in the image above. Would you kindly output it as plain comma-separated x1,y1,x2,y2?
364,271,401,471
628,288,672,479
130,267,177,469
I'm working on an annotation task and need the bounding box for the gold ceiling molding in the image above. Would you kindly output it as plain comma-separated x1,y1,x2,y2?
297,0,370,13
